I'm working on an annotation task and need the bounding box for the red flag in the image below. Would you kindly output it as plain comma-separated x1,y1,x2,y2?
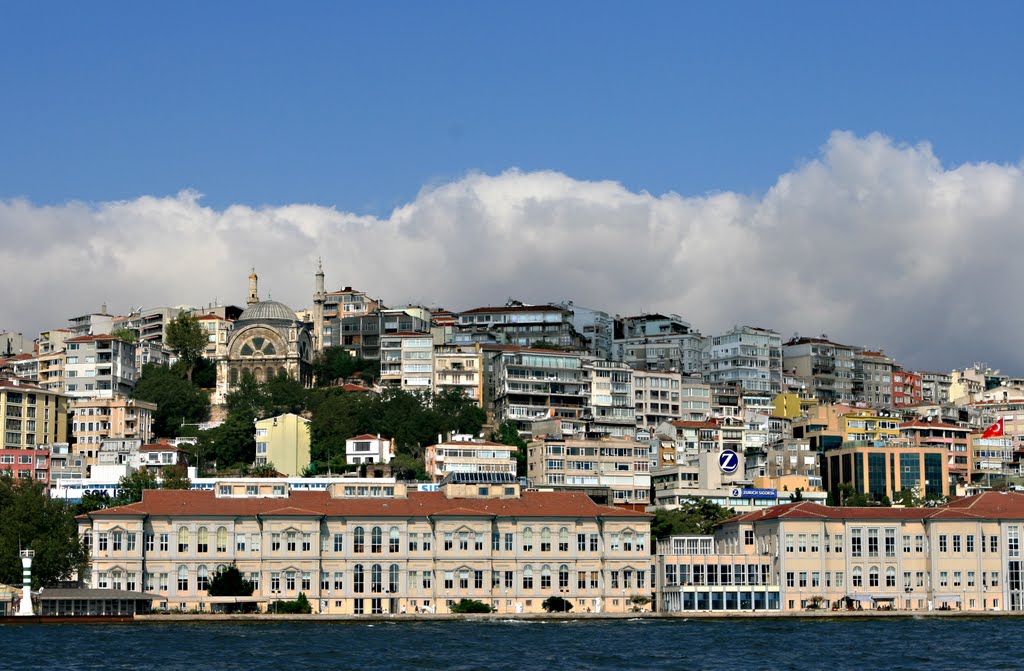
982,418,1004,439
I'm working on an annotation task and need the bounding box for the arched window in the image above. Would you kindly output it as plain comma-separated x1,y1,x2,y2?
371,526,383,553
353,564,365,593
559,527,569,552
229,369,238,385
178,527,190,553
371,564,382,593
852,566,863,587
354,527,365,553
869,566,880,588
216,527,228,553
559,564,569,589
197,565,209,591
523,528,533,552
177,565,189,592
389,564,400,593
541,565,552,589
197,527,209,553
389,527,400,553
523,565,534,590
885,566,897,587
541,527,552,552
278,366,286,378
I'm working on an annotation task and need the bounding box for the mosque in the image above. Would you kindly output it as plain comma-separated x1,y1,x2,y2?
213,269,314,403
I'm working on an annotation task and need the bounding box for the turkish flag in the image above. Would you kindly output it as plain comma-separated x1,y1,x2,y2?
982,418,1004,439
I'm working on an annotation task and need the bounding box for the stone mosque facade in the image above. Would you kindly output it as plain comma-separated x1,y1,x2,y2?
213,270,314,403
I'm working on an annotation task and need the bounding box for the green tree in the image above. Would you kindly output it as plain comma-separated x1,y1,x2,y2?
74,490,113,515
491,420,528,476
449,598,494,613
133,363,210,436
541,595,573,613
114,469,160,506
264,372,309,416
161,463,192,490
650,500,736,540
111,328,137,344
207,564,255,597
389,453,428,481
0,474,87,588
191,357,217,389
311,348,377,387
250,462,279,477
165,313,208,382
226,372,272,421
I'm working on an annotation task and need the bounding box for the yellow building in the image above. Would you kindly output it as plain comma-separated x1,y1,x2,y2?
770,392,817,420
1,377,68,448
70,396,157,459
255,413,311,476
78,479,652,614
432,344,484,405
657,492,1024,613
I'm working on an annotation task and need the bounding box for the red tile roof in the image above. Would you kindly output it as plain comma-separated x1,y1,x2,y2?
721,492,1024,524
671,420,719,429
85,489,650,520
348,434,386,441
66,334,130,344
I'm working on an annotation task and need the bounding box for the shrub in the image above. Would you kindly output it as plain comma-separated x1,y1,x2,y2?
541,596,573,613
449,599,494,613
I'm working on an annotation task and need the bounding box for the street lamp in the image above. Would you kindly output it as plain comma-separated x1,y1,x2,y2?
271,589,280,614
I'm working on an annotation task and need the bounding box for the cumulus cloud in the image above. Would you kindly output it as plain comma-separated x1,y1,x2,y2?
2,131,1023,373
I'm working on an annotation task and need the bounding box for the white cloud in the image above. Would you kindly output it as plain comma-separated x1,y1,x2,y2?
2,131,1023,372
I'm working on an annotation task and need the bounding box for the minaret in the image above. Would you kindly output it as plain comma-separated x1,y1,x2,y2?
247,268,259,305
313,258,325,352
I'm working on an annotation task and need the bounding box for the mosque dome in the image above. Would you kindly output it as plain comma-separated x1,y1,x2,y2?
237,300,297,323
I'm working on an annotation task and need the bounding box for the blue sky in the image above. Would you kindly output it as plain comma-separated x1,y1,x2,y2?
2,2,1022,213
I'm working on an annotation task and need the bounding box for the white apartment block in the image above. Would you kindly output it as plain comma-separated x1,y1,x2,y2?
702,326,782,393
64,335,138,399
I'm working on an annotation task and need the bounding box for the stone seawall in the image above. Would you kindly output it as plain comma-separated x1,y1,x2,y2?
130,609,1024,623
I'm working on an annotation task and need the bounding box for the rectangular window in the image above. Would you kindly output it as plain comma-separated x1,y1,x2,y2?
868,528,879,557
967,535,975,553
237,533,247,553
850,530,861,558
505,533,513,552
952,535,962,554
160,534,168,552
884,529,896,558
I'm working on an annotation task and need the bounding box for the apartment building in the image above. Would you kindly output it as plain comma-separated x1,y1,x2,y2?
78,480,652,614
454,303,584,349
491,348,587,435
424,436,517,482
633,370,707,432
254,413,311,477
433,344,484,404
380,333,435,392
321,287,383,350
920,372,953,404
37,329,72,393
64,335,138,399
557,302,613,359
195,314,234,360
657,492,1024,613
703,326,782,393
1,377,68,449
0,445,51,483
613,314,704,374
584,360,634,438
781,336,856,403
70,396,156,453
68,307,115,337
853,350,895,407
892,369,924,407
527,432,651,505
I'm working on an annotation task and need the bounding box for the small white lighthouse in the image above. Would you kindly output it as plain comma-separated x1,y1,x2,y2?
16,550,34,616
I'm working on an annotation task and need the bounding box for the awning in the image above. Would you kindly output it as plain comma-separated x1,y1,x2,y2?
935,595,962,603
846,595,874,603
873,596,896,601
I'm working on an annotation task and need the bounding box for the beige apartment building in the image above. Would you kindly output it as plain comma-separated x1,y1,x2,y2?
79,480,652,614
433,344,484,404
527,431,650,506
424,436,518,482
70,396,156,452
657,492,1024,612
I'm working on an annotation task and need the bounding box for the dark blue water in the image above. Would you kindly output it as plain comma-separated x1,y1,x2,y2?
1,618,1021,670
